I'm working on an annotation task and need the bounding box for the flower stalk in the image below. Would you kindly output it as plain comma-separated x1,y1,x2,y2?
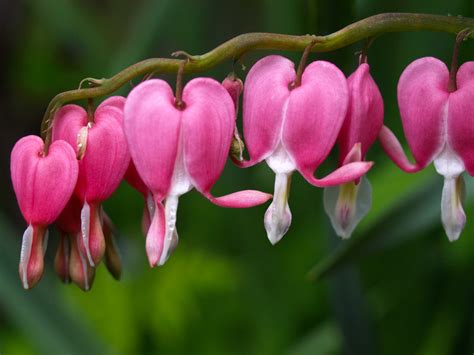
40,12,474,150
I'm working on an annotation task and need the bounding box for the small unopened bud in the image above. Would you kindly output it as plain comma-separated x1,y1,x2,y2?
102,213,122,280
69,233,95,291
76,126,89,160
54,234,71,284
230,131,245,161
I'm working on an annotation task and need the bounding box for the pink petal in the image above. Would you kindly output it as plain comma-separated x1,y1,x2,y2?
240,55,295,167
282,60,349,176
69,232,95,291
378,125,424,173
397,57,449,167
338,63,384,162
222,76,243,111
97,96,126,112
54,233,71,284
146,199,166,267
182,78,235,194
448,61,474,175
11,135,78,225
342,143,362,165
56,195,82,234
301,161,374,188
19,224,47,289
205,190,272,208
53,105,130,202
80,201,105,266
124,79,181,200
124,161,148,196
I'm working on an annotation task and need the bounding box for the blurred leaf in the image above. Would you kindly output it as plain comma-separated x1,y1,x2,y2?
108,0,172,76
288,322,341,355
308,172,474,281
0,213,106,355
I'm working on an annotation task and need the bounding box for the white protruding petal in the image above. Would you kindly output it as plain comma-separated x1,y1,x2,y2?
80,201,94,267
159,195,180,266
264,172,292,245
323,176,372,239
76,126,88,160
434,145,465,178
441,175,466,242
19,224,34,290
266,144,296,174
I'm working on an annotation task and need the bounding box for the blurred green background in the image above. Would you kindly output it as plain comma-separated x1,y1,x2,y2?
2,1,474,354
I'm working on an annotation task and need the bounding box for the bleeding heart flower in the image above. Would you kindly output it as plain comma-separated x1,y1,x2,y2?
379,57,474,241
237,55,374,244
324,62,384,239
10,135,78,289
52,97,130,266
124,78,272,267
55,196,95,291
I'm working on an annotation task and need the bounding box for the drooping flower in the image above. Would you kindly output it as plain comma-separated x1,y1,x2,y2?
124,78,272,267
11,135,78,289
52,96,130,266
237,55,374,244
55,196,95,291
379,57,474,241
324,62,384,238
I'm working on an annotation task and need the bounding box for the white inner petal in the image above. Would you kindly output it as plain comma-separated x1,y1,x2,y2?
20,224,34,290
440,175,466,242
433,145,464,178
264,172,292,245
323,177,372,239
80,201,94,267
159,195,180,266
266,144,296,174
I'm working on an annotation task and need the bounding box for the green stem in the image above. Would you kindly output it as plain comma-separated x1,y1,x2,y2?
40,12,474,147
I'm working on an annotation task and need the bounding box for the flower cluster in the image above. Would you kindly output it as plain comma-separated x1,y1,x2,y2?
10,49,472,290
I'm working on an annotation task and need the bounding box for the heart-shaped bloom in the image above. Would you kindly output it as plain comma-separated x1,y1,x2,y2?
237,55,373,244
53,97,130,266
324,62,384,238
124,78,272,267
380,57,474,241
11,135,78,289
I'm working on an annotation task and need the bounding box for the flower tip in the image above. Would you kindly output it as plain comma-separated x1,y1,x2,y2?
323,177,372,240
441,176,466,243
264,200,292,245
19,225,46,290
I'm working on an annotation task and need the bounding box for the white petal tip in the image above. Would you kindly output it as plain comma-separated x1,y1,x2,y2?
440,176,466,243
323,177,372,240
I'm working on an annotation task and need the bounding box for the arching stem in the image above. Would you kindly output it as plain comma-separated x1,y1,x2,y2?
448,28,473,93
